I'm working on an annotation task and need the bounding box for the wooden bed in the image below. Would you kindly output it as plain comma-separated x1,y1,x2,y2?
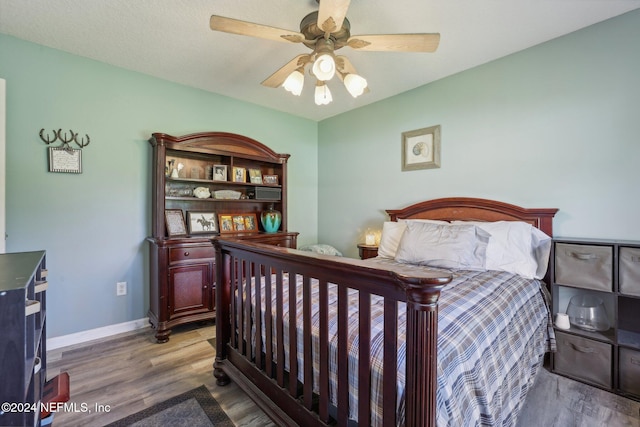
213,197,558,426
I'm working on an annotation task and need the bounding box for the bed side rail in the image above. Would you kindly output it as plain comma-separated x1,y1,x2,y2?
213,239,451,427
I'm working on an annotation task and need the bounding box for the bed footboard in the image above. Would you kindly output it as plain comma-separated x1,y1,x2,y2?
213,239,451,426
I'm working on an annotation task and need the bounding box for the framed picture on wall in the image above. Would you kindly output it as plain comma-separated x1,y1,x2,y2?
401,125,441,171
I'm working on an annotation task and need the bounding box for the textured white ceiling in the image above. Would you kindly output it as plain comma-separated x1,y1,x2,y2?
1,0,639,121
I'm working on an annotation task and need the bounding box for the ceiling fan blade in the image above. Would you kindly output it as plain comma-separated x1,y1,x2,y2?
347,33,440,52
210,15,305,44
261,54,312,88
317,0,351,33
335,55,358,75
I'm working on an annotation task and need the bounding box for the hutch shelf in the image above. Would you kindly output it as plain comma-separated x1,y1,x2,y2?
147,132,298,342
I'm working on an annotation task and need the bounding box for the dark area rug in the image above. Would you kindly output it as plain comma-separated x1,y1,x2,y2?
105,385,234,427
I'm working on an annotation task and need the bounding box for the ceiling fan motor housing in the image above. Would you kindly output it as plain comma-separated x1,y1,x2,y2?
300,11,351,50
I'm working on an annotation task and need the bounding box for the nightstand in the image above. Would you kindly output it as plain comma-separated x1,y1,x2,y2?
357,244,379,260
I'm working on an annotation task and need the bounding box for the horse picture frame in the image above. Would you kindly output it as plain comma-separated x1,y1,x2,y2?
186,211,219,235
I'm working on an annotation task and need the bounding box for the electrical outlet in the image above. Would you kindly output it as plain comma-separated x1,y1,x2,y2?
116,281,127,296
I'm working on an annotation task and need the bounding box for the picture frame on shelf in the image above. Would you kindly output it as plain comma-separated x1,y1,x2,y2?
186,211,219,235
401,124,441,171
219,214,234,233
165,209,187,237
213,165,228,181
232,215,246,231
248,168,263,184
233,166,246,183
263,174,279,185
243,214,258,232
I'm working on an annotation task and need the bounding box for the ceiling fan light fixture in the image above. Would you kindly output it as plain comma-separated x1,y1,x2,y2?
314,82,333,105
311,38,336,81
312,53,336,81
343,73,368,98
283,69,305,96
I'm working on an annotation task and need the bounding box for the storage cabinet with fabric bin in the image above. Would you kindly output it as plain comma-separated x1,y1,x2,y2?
551,238,640,400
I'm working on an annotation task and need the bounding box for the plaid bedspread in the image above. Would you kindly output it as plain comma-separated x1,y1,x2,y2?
246,259,555,426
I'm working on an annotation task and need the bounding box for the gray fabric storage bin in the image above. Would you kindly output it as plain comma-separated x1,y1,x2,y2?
619,247,640,297
554,331,612,388
619,347,640,398
555,243,613,291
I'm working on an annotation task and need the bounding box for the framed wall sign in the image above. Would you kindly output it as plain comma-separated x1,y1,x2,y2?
49,147,82,173
401,125,441,171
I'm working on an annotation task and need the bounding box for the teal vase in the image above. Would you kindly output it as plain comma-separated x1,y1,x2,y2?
261,205,282,233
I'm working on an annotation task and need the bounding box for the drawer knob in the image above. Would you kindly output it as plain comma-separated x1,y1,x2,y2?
184,251,190,256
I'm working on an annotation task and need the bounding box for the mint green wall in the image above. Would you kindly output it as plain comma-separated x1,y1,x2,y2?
0,34,318,337
318,10,640,258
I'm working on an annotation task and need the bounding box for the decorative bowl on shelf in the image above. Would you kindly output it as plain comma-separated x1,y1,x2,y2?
213,190,242,200
566,294,610,332
193,187,211,199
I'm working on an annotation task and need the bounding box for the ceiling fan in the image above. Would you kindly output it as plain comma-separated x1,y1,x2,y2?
210,0,440,105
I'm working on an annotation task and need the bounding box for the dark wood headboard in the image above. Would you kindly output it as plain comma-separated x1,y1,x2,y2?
386,197,558,236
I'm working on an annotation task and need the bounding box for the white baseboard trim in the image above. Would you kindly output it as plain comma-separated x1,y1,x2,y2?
47,317,149,350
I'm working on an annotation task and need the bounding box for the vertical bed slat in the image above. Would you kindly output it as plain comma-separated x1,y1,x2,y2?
276,269,285,387
383,299,398,426
318,279,330,422
229,257,237,349
288,272,298,396
337,285,349,425
254,263,263,369
264,266,273,378
358,292,371,425
244,259,252,358
302,275,313,409
236,259,244,354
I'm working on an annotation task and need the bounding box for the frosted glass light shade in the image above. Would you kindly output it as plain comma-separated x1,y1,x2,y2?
312,54,336,81
344,74,368,98
314,83,332,105
283,70,304,96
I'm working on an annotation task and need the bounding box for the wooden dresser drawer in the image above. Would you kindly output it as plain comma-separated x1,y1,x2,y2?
169,245,214,263
555,243,613,291
619,347,640,397
619,247,640,297
554,331,612,388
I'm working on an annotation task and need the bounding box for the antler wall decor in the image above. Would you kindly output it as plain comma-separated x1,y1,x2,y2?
39,128,91,174
39,128,90,151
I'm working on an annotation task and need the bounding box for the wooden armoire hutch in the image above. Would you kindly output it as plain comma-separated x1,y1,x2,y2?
147,132,298,343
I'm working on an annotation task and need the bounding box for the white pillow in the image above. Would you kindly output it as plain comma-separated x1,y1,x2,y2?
452,221,551,279
394,222,490,269
377,219,449,259
377,221,407,259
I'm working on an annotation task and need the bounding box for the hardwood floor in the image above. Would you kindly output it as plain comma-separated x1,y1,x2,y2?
47,324,639,427
46,323,274,427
